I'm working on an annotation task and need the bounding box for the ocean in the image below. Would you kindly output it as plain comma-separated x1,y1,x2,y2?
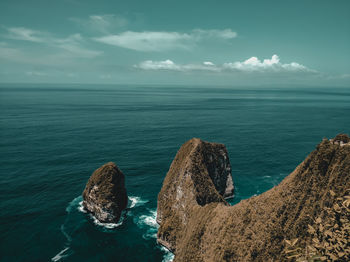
0,84,349,262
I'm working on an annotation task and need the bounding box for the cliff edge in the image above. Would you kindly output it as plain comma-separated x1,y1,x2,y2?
157,135,350,261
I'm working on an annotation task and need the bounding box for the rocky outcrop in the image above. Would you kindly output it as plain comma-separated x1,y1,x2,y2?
331,133,350,145
157,135,350,261
82,162,128,223
157,138,234,251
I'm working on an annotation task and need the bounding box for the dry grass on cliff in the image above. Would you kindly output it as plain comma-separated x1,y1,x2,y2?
284,189,350,262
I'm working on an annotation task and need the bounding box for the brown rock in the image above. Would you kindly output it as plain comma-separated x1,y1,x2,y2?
82,162,128,223
157,135,350,261
333,133,350,144
157,138,234,252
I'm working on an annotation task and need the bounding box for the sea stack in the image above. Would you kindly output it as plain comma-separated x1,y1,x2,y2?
82,162,128,223
157,138,234,251
157,135,350,261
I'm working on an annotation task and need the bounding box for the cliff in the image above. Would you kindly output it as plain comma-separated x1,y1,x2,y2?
82,162,128,223
157,138,234,251
157,135,350,261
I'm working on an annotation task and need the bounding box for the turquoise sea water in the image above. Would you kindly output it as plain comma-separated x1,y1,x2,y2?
0,84,349,262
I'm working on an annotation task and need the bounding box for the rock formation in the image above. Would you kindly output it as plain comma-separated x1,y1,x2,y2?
157,135,350,261
82,162,128,223
157,138,234,251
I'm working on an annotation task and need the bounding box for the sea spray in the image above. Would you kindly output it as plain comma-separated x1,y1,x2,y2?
129,196,149,208
134,209,174,261
135,209,159,239
161,246,175,262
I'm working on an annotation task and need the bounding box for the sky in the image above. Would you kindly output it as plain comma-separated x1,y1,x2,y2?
0,0,349,86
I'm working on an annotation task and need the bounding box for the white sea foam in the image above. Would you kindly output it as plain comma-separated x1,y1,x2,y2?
129,196,148,208
77,201,87,213
138,209,158,228
90,213,124,229
51,247,70,262
161,246,175,262
76,196,147,215
134,209,159,239
136,209,174,261
66,196,82,213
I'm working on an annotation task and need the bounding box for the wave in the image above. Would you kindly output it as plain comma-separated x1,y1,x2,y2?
160,246,174,262
134,209,158,239
51,247,70,262
138,209,158,228
129,196,148,208
89,213,124,229
133,208,174,260
77,201,87,213
66,196,83,213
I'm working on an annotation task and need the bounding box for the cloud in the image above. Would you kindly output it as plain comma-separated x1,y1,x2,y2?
203,61,215,66
3,27,102,58
0,45,24,61
223,54,311,72
94,29,237,52
94,31,192,51
193,29,237,39
6,27,45,42
136,55,314,73
70,14,128,34
137,60,220,72
54,34,102,58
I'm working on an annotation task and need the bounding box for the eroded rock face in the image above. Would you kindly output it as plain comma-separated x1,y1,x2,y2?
157,135,350,261
82,162,128,223
331,133,350,146
157,138,234,252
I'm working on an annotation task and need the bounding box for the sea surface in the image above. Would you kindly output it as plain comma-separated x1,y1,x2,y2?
0,84,349,262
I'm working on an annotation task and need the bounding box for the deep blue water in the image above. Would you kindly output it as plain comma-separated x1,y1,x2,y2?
0,84,349,262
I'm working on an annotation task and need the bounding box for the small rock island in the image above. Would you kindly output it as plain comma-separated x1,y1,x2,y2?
82,162,128,223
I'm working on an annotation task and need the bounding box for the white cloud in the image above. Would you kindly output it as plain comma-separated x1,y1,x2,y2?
55,34,102,58
94,29,237,52
94,31,192,51
193,29,237,39
70,14,128,34
136,59,220,72
203,61,215,66
6,27,45,42
137,60,181,70
136,55,314,73
4,27,102,58
0,45,25,61
223,54,310,72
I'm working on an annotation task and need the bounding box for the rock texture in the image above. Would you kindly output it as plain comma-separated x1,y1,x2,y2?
157,135,350,261
157,138,234,252
83,162,128,223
